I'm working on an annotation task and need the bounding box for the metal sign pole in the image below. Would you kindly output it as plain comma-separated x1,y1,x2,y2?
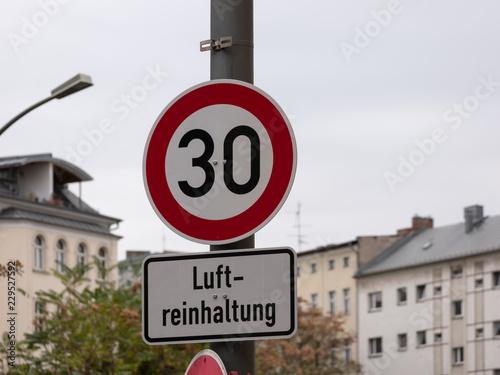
209,1,255,373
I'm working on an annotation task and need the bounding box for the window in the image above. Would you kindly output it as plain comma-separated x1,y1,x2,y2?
416,285,426,301
452,265,463,278
476,328,484,338
397,287,407,305
417,330,426,346
494,321,500,338
297,266,300,277
77,243,86,266
369,292,382,311
494,370,500,375
493,271,500,287
452,347,464,365
452,300,463,318
343,345,352,363
475,278,483,288
34,301,45,332
56,240,66,273
343,288,350,315
398,333,407,350
369,337,382,356
310,262,317,274
434,286,442,296
328,291,336,315
434,332,442,343
343,256,349,267
98,247,107,280
310,293,318,310
34,236,44,270
328,259,335,270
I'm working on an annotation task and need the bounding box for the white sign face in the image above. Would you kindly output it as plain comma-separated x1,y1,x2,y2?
142,248,297,345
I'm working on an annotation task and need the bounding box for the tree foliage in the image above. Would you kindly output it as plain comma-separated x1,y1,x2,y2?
256,299,360,375
1,260,205,375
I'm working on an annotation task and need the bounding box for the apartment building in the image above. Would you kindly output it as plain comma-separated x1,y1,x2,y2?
0,153,121,340
297,234,401,364
356,205,500,375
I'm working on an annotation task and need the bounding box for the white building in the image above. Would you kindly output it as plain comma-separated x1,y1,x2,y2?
0,153,121,341
356,205,500,375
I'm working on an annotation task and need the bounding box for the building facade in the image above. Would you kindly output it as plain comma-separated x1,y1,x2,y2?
0,153,121,341
297,234,401,365
356,206,500,375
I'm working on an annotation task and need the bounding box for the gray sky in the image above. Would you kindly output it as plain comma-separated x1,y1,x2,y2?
1,1,500,259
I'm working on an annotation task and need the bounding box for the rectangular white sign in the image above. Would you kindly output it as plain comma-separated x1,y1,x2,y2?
142,247,297,345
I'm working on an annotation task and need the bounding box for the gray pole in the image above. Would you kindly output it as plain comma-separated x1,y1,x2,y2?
209,1,255,374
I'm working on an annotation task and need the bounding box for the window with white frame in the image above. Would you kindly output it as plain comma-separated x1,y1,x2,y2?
77,243,86,269
416,284,426,301
343,345,351,363
310,262,317,274
476,328,484,338
493,271,500,287
328,259,335,270
494,321,500,338
452,300,463,318
56,239,66,273
310,293,318,310
343,288,350,315
434,285,442,296
452,347,464,365
417,330,426,346
98,247,107,280
34,301,45,332
368,292,382,311
475,278,484,288
451,265,463,278
343,256,349,267
328,290,336,315
397,287,407,305
369,337,382,356
34,235,44,270
398,333,407,350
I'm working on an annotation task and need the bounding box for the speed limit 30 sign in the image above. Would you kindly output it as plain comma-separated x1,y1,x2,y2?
143,79,297,244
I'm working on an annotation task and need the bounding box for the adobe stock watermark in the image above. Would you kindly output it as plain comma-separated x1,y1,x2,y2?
213,0,243,22
384,74,500,192
7,0,72,55
339,0,404,63
65,64,169,165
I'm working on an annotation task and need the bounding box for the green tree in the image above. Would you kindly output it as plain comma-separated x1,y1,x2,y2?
1,260,205,375
256,299,360,375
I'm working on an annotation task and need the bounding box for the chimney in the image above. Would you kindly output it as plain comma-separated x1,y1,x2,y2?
412,216,434,231
464,205,484,233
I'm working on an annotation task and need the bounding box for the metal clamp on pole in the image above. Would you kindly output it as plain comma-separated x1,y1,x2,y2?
200,36,232,51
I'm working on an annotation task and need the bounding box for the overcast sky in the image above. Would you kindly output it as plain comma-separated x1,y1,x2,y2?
1,1,500,260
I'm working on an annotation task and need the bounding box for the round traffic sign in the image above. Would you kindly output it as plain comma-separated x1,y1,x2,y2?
143,79,297,244
184,349,226,375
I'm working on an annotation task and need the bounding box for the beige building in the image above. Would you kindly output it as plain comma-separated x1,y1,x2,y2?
356,205,500,375
0,153,121,341
297,234,401,365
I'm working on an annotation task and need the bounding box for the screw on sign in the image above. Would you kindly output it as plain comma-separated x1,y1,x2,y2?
143,79,297,245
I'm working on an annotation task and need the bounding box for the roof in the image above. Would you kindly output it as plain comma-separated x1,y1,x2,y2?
0,153,92,183
297,240,358,258
355,215,500,277
0,207,119,237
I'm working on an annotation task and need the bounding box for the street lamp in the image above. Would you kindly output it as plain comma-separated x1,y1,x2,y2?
0,73,93,137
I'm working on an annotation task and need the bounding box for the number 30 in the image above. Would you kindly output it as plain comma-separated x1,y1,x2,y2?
178,125,260,197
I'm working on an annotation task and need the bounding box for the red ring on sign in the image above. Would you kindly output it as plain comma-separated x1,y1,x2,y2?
144,80,296,244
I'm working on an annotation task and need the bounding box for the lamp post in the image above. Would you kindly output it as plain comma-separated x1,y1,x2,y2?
0,73,93,137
